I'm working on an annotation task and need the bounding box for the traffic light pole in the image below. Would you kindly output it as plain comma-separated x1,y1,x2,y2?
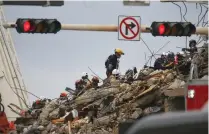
61,24,151,33
3,23,208,35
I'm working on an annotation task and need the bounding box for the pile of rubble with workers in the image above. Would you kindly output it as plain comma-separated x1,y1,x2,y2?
7,40,208,134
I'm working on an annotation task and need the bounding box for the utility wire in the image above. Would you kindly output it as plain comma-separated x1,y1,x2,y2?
203,21,208,27
145,41,170,66
147,41,170,57
12,88,40,99
197,4,203,26
197,39,204,46
182,2,188,22
2,72,40,99
2,71,29,108
150,50,154,66
172,2,183,22
197,9,208,26
140,37,156,60
200,3,208,9
88,66,104,81
201,4,208,27
197,36,202,44
154,41,170,54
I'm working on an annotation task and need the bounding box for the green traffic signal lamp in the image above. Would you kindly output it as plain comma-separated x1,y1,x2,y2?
15,18,61,34
150,22,196,37
182,22,196,36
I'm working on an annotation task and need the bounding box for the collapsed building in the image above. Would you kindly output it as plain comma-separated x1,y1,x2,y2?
8,43,208,134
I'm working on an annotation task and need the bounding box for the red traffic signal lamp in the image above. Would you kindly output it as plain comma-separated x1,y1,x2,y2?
150,22,196,37
15,18,61,34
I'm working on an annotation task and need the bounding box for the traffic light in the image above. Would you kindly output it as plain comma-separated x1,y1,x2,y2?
150,22,196,37
15,18,61,34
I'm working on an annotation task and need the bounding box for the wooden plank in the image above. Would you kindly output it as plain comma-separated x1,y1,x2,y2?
68,121,72,134
163,88,185,97
164,98,169,112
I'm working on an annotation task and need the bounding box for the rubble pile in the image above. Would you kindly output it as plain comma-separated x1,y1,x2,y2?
11,70,197,134
12,45,208,134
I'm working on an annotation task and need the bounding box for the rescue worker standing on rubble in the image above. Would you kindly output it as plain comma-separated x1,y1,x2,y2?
105,48,125,77
182,40,198,56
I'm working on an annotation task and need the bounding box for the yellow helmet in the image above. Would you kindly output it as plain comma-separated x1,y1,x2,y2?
115,48,124,55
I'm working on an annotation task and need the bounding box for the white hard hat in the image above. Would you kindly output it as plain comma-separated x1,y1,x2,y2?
40,96,45,100
112,69,120,75
81,72,88,77
179,51,184,55
162,52,166,55
112,69,117,75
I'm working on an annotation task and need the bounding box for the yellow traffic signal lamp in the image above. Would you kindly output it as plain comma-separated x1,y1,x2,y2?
15,18,61,34
151,22,196,37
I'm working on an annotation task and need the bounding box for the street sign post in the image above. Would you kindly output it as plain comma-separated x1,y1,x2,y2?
118,15,141,41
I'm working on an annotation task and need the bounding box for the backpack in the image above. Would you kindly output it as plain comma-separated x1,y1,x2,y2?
105,56,111,68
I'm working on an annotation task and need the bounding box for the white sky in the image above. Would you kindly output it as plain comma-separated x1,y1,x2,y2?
4,1,208,101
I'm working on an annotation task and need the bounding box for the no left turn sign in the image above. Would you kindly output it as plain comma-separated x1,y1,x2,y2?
118,15,141,41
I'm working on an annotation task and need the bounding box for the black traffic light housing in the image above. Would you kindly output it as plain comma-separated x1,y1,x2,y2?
150,22,196,37
15,18,61,34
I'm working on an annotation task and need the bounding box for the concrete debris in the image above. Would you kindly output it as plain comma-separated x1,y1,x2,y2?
10,46,208,134
11,70,182,134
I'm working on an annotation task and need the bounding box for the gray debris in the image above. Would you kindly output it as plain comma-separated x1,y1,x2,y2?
10,57,208,134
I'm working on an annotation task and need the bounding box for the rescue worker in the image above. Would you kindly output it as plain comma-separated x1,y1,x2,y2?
81,72,90,85
154,54,166,70
162,52,167,59
32,97,50,109
167,52,175,60
75,79,85,94
112,69,120,80
125,67,137,82
32,99,43,109
164,51,175,69
108,69,121,86
91,76,100,88
84,76,100,90
175,51,185,65
58,92,69,105
105,48,125,77
182,40,198,55
60,92,68,98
